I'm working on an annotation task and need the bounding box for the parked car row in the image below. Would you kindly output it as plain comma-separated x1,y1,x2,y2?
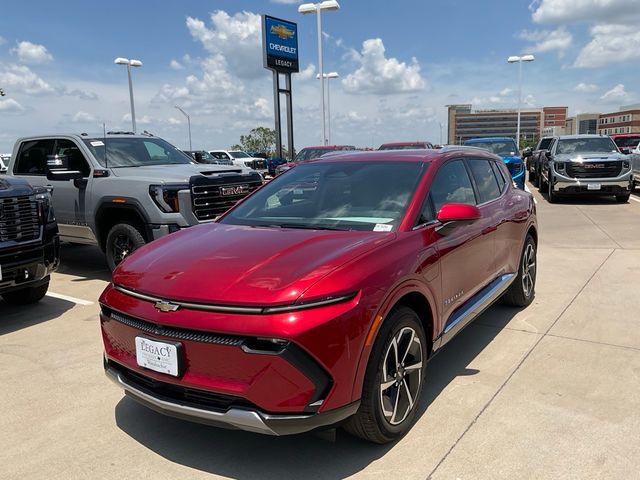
0,153,10,173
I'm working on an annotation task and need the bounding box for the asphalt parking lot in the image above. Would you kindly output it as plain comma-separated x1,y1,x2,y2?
2,184,640,480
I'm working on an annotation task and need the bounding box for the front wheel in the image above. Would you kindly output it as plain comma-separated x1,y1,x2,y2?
105,222,146,271
343,307,426,444
2,278,50,305
616,193,631,203
503,235,537,307
547,175,558,203
529,167,537,184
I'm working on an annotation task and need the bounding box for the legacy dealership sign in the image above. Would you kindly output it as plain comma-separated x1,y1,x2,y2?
262,15,299,73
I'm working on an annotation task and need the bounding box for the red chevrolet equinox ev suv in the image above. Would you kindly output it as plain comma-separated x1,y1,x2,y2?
100,148,537,443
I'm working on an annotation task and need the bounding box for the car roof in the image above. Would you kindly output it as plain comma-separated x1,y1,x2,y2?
556,134,610,140
379,141,429,147
299,145,354,150
464,137,515,143
609,133,640,138
16,133,158,141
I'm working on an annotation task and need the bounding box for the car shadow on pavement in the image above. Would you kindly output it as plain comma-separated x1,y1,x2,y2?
0,295,75,335
56,243,111,282
539,191,624,205
114,303,521,480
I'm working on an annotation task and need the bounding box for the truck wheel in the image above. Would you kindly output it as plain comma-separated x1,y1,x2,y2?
343,306,426,444
616,193,631,203
2,278,50,305
105,222,146,271
538,173,547,192
547,175,558,203
529,168,537,184
532,167,540,188
502,235,536,307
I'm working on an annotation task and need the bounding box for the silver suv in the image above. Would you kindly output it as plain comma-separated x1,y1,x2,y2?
6,133,262,269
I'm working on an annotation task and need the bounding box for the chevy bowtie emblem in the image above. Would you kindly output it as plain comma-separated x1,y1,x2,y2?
155,301,180,312
271,24,295,40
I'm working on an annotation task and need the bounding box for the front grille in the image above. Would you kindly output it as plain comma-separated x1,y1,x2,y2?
110,361,256,412
190,173,263,221
108,310,246,346
565,161,622,179
252,159,267,170
0,196,39,242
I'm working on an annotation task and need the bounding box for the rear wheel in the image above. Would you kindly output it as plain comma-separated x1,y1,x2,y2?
529,166,537,184
105,222,146,271
2,278,50,305
343,307,426,444
503,235,537,307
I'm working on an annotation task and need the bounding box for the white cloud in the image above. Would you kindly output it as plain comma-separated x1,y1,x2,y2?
167,117,182,125
574,24,640,67
297,63,316,81
63,88,99,100
0,36,6,46
600,83,630,101
72,111,96,123
342,38,426,95
531,0,640,25
122,113,154,125
270,0,300,4
0,64,54,95
0,98,25,112
169,59,184,70
575,82,598,92
518,27,572,53
12,41,53,64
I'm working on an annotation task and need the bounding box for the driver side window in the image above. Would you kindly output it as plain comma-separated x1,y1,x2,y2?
429,160,477,213
54,139,91,177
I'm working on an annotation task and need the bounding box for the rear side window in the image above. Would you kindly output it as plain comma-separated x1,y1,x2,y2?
13,139,55,175
539,138,552,150
467,159,501,203
430,159,477,212
490,161,508,192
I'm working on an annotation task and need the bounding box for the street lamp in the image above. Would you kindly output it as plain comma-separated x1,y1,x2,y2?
507,54,535,150
299,0,340,146
174,105,192,151
114,57,143,133
317,72,339,144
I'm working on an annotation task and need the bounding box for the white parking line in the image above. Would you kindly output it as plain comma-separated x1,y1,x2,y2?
524,184,538,204
630,196,640,203
46,292,94,306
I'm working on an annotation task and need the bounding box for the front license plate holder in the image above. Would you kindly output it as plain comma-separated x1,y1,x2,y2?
587,183,601,191
135,337,183,377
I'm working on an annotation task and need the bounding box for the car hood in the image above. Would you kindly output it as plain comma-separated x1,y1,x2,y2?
0,176,33,197
110,163,249,182
113,223,394,306
554,152,625,162
501,155,523,165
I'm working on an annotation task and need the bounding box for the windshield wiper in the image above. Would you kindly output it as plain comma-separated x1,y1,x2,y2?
267,223,349,231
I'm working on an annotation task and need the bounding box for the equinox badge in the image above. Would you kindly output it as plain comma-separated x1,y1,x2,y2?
155,301,180,313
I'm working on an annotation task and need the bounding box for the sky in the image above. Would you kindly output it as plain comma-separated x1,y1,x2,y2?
1,0,639,153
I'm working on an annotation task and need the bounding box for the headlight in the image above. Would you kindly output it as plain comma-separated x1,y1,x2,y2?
33,187,55,223
554,162,565,171
623,160,630,169
262,292,358,313
149,184,189,213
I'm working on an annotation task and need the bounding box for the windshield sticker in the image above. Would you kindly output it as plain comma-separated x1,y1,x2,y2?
373,224,393,232
90,141,105,147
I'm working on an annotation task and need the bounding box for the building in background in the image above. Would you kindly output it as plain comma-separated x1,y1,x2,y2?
563,113,599,135
598,104,640,135
447,104,567,144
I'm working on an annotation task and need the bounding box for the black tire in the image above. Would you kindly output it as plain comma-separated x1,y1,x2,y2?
532,167,540,188
547,174,558,203
529,167,537,185
2,278,50,305
616,193,631,203
502,235,536,307
105,222,146,271
343,307,427,444
538,172,547,192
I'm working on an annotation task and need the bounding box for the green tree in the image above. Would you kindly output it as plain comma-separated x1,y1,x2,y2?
233,127,277,155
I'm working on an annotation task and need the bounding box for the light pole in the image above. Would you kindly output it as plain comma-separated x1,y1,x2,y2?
438,121,443,145
174,105,192,151
507,54,535,150
317,72,339,144
114,57,143,133
299,1,340,146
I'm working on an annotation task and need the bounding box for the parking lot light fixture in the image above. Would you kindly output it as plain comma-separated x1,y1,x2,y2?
114,57,143,133
174,105,192,151
299,1,341,146
507,54,535,150
317,72,339,144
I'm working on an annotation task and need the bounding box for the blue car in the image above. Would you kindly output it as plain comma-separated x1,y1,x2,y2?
463,137,525,189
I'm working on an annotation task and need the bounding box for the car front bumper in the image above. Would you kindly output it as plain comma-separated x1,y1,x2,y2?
551,169,633,194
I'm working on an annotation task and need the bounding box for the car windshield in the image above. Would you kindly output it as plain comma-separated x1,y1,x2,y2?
378,144,425,150
84,137,193,168
229,151,250,158
556,137,618,154
220,161,427,232
466,141,517,157
539,138,553,150
613,136,640,148
295,148,332,162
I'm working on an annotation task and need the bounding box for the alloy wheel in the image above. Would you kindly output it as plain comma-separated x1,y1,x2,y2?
521,243,536,298
379,326,423,426
112,234,134,265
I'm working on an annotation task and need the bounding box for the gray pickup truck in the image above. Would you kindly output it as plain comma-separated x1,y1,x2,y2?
6,133,263,269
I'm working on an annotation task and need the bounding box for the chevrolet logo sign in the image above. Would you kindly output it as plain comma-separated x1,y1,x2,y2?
220,185,250,196
155,301,180,313
271,24,295,40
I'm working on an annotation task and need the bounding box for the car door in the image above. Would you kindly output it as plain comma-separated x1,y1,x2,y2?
11,138,55,192
428,159,496,336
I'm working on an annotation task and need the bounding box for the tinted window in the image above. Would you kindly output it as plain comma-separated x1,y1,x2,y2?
221,161,427,232
556,137,618,154
54,139,90,177
613,136,640,148
467,159,501,203
430,160,476,212
490,161,507,192
416,196,436,225
464,140,517,157
539,138,553,150
14,139,55,175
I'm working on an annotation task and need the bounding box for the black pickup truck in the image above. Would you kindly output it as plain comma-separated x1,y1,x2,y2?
0,176,59,304
523,136,554,187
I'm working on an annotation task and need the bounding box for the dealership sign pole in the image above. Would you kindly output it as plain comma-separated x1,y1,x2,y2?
262,15,299,161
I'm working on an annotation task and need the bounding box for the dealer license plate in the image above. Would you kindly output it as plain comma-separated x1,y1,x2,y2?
587,183,601,191
135,337,180,377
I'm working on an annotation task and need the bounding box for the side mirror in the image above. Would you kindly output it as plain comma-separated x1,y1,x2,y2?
194,151,204,163
620,147,630,155
46,154,83,182
436,203,481,236
523,147,532,158
545,151,552,159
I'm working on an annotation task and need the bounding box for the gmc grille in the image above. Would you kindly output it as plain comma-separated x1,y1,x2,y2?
565,161,622,179
0,196,40,242
190,173,263,221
